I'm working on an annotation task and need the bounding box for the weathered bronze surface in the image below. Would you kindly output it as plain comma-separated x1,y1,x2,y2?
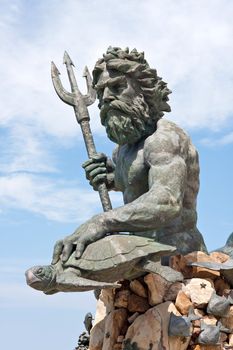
52,47,207,265
51,51,112,213
25,235,179,294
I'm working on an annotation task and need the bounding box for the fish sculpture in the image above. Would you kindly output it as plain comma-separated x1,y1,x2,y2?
168,307,201,337
207,291,233,317
197,320,231,345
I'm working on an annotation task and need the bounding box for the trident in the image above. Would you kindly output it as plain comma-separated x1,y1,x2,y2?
51,51,112,212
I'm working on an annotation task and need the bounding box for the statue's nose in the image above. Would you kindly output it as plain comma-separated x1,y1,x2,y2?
102,87,115,103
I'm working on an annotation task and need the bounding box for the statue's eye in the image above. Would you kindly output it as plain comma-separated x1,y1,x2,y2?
37,268,43,274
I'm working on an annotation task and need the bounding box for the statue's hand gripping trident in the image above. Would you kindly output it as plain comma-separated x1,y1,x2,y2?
51,52,113,263
51,51,112,213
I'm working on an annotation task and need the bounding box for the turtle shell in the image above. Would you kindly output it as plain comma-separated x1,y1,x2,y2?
64,234,175,272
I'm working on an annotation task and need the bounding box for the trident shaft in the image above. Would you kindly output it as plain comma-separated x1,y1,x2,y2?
51,51,112,212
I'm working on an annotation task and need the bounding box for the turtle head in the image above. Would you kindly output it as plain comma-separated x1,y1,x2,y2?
25,265,57,294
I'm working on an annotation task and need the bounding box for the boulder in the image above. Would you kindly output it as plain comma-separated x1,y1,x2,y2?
182,278,214,308
144,273,170,306
124,301,190,350
129,279,147,298
175,290,193,315
127,293,150,313
102,308,128,350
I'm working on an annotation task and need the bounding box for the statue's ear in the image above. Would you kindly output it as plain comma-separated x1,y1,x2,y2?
56,273,121,292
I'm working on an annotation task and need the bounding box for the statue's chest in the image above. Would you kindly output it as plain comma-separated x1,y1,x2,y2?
114,143,149,196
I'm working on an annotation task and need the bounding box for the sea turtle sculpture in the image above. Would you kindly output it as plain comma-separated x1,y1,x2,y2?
25,234,182,294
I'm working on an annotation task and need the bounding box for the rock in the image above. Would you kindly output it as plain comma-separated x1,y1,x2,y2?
128,312,139,324
192,326,201,336
113,344,122,350
144,273,170,306
114,290,131,309
170,252,221,279
220,305,233,329
93,298,107,327
192,345,221,350
117,335,124,343
128,293,150,313
185,252,220,279
194,308,205,317
219,331,228,343
202,315,217,326
102,309,128,350
229,332,233,345
124,301,190,350
182,278,214,308
192,319,201,328
99,289,115,314
89,318,106,350
164,282,183,301
169,254,193,278
113,343,122,350
214,277,230,295
129,279,147,298
175,290,193,315
209,251,230,263
92,289,115,327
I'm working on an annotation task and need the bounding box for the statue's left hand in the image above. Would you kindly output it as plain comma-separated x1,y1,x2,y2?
51,216,106,264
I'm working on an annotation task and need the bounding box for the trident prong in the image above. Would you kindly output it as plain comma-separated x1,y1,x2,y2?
51,52,112,212
51,62,75,106
83,66,96,106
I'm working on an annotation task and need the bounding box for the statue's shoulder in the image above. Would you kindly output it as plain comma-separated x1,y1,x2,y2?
144,119,191,158
156,118,189,138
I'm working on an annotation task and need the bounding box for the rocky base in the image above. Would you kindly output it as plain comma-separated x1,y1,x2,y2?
89,251,233,350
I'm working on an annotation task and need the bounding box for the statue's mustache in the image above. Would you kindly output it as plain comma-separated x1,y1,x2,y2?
100,99,133,123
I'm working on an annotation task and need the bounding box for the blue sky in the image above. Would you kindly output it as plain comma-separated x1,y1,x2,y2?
0,1,233,349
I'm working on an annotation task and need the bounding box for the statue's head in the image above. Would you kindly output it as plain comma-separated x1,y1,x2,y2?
93,47,171,145
25,265,57,294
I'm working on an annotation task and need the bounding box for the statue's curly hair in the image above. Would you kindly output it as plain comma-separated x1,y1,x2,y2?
93,47,171,121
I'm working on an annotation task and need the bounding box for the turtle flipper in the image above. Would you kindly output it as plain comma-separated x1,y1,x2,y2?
56,273,121,292
140,260,184,283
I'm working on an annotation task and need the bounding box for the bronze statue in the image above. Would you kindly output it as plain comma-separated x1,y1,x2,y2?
52,47,207,265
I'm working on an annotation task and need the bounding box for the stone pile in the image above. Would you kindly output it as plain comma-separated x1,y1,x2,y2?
89,251,233,350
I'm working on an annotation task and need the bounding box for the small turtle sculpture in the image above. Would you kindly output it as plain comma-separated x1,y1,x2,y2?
25,235,181,294
168,307,201,337
207,291,233,317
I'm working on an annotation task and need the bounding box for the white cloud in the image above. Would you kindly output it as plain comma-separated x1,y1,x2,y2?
1,0,233,135
0,122,57,173
0,173,102,222
201,131,233,146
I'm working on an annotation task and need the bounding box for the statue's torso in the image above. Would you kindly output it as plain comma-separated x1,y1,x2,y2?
114,139,149,203
113,119,207,253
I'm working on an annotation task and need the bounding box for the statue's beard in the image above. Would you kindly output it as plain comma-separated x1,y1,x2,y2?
100,95,154,145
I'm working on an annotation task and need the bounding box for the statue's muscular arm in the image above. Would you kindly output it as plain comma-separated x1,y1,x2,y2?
52,128,187,264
